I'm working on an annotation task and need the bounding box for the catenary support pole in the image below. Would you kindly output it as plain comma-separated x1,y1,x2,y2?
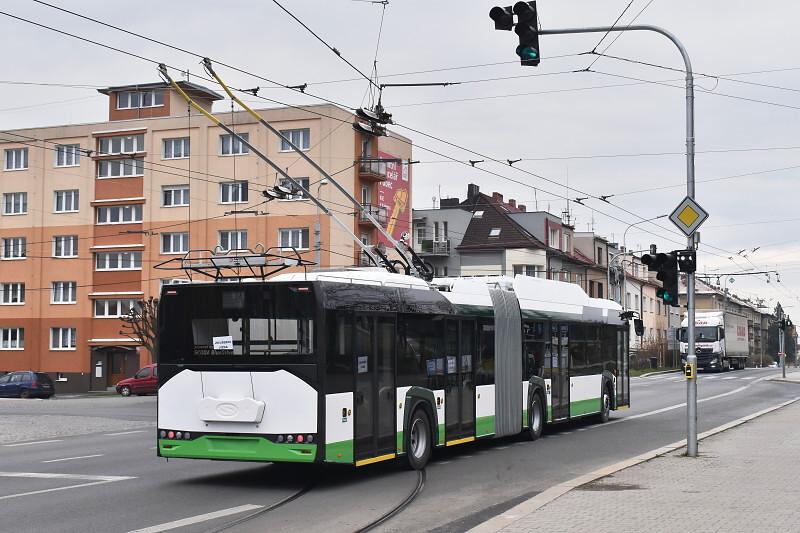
534,24,697,455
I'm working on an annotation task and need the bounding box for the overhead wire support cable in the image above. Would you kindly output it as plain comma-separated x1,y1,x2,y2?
199,58,427,279
158,63,383,270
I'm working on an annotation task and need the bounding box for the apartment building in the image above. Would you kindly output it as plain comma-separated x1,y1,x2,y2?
0,81,412,392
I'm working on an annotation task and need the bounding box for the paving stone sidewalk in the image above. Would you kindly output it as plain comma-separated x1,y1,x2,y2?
498,399,800,533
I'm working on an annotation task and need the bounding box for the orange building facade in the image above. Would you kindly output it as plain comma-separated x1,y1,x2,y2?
0,82,412,392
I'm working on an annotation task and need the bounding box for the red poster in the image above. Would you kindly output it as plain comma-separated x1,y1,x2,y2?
376,150,411,244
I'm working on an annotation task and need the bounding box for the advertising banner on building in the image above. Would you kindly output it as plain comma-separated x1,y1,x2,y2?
376,150,411,244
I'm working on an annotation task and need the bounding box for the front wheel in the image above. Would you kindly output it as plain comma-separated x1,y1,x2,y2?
119,386,131,397
406,409,432,470
524,393,544,441
19,389,30,399
596,387,611,423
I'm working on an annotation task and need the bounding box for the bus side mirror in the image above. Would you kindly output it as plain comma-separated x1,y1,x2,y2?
634,319,644,337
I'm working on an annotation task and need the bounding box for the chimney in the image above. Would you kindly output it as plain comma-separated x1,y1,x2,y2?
508,199,516,208
440,198,460,208
492,192,503,203
518,204,527,212
467,183,480,201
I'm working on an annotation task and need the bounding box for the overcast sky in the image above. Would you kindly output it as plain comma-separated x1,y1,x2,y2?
2,0,799,311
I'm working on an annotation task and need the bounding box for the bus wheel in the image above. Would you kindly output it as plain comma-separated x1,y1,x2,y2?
406,409,432,470
525,393,544,441
597,387,611,423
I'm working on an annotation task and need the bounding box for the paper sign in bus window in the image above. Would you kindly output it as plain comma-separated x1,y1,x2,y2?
213,335,234,351
357,356,369,373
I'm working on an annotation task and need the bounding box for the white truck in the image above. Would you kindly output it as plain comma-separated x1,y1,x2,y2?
680,310,749,371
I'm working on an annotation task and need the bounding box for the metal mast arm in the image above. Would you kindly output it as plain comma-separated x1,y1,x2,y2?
158,64,382,268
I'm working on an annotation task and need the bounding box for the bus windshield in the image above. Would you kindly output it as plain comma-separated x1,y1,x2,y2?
679,326,718,342
159,284,315,364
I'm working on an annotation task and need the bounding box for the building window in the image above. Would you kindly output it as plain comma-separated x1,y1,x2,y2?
94,299,140,318
218,230,247,252
279,228,309,250
96,205,143,224
415,226,426,244
626,292,631,309
98,134,145,155
279,128,310,151
220,133,249,155
488,228,502,237
597,246,603,265
549,228,559,248
0,328,24,350
219,181,248,203
4,148,28,170
472,210,484,218
563,233,571,252
160,278,190,288
0,283,25,305
53,235,79,258
597,283,604,299
50,327,77,350
97,158,144,178
1,237,26,259
117,90,163,109
162,185,189,207
635,294,640,312
54,190,79,213
55,144,81,167
51,281,77,304
161,232,189,254
95,251,142,270
3,192,27,215
163,137,190,159
278,177,310,200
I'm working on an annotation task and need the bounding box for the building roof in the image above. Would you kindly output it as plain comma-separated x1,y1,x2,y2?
456,191,548,251
97,81,224,101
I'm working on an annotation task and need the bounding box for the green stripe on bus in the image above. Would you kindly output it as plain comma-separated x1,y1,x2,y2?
547,405,553,422
326,439,354,463
438,423,445,445
570,398,601,417
396,431,404,454
159,436,316,462
476,415,495,436
522,409,528,427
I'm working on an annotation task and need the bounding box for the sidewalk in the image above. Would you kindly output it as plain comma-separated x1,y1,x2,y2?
483,395,800,533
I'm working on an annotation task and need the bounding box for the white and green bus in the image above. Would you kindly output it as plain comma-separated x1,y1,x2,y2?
157,270,629,469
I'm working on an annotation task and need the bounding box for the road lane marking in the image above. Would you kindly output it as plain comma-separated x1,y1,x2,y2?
470,395,800,533
3,440,63,447
722,376,738,380
105,430,145,436
0,472,135,501
127,504,263,533
743,376,757,380
42,454,104,463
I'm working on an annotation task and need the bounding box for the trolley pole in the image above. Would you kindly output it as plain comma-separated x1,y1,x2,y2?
526,23,698,456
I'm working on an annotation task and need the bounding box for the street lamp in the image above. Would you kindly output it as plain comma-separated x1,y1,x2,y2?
608,214,668,309
314,179,329,269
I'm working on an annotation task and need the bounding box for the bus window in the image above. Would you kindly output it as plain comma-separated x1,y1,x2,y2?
326,312,353,393
476,322,495,385
570,323,586,375
523,321,546,378
400,316,444,389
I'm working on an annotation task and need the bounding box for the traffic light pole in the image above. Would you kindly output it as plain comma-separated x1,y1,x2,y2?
534,23,698,455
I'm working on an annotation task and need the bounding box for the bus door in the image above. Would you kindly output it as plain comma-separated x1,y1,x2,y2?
550,323,570,420
354,314,396,461
445,320,476,442
617,328,630,407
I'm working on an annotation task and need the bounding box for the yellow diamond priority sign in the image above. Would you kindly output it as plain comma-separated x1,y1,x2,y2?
669,196,709,237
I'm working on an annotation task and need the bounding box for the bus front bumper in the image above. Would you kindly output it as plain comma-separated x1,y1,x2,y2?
158,435,317,463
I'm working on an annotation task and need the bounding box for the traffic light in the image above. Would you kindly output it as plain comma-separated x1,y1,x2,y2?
513,2,540,66
641,251,680,307
489,5,514,30
675,249,697,273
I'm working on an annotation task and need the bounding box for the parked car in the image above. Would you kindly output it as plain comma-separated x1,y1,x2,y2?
0,371,55,398
115,364,158,396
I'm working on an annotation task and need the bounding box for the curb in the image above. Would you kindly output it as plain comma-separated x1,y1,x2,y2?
468,395,800,533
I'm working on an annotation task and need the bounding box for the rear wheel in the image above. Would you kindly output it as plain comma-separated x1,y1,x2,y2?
119,386,131,397
19,389,30,399
406,408,432,470
596,386,611,423
524,392,544,441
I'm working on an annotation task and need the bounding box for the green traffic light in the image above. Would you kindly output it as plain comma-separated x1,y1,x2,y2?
516,45,539,60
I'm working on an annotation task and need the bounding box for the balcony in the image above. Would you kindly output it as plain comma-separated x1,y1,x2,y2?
359,204,388,225
358,158,388,182
414,239,451,257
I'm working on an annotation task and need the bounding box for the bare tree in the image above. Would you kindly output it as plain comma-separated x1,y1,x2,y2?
120,297,159,361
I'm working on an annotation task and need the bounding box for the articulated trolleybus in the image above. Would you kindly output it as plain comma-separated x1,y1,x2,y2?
157,269,630,469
